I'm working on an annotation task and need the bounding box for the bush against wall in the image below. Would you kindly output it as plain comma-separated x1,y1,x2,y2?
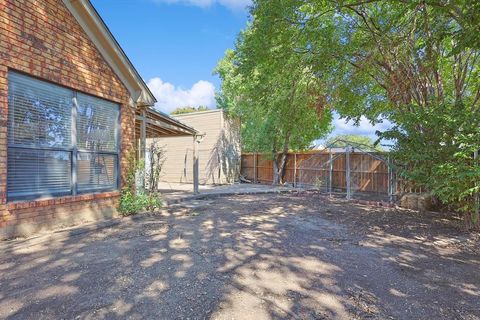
145,141,167,193
119,152,163,216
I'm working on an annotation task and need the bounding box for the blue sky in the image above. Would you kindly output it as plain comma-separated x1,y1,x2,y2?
91,0,249,113
91,0,390,142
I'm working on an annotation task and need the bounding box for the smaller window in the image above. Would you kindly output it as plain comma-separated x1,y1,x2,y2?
77,152,117,192
7,149,72,199
8,72,72,148
76,93,119,152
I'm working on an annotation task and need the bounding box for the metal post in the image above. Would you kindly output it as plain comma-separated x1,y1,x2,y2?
475,150,479,222
329,149,333,197
346,146,351,200
293,153,297,187
393,170,397,201
140,109,147,191
140,110,146,159
387,155,393,203
193,135,199,194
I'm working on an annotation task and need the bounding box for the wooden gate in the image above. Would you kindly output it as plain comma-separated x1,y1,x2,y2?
241,149,392,196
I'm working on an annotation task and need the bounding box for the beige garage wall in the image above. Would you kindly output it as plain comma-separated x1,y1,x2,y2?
149,109,241,185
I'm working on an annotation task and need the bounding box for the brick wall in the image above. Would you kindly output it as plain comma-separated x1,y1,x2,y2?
0,0,136,238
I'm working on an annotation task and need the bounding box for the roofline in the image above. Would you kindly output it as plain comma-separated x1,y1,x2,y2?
146,107,198,135
172,108,223,118
63,0,156,107
86,0,156,104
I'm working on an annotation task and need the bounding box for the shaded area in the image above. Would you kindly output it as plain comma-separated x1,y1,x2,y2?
0,193,479,319
157,182,303,204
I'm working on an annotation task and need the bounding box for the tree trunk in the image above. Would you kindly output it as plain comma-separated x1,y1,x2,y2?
272,132,291,185
277,152,288,184
272,155,280,185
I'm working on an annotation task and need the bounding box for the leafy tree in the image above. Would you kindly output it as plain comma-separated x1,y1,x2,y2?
171,106,210,115
382,103,480,225
215,11,333,184
325,134,383,152
221,0,480,225
269,0,479,225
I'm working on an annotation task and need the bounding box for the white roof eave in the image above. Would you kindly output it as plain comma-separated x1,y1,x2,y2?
63,0,156,107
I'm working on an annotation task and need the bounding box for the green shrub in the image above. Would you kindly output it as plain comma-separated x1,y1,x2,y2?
119,189,163,216
381,102,480,227
118,152,163,216
119,188,141,216
143,191,163,211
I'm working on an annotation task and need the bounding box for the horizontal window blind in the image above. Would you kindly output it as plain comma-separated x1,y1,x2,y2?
7,72,120,201
8,72,72,148
77,152,117,191
7,148,71,199
77,93,119,152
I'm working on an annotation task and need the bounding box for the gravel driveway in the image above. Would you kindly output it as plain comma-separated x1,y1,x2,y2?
0,193,479,319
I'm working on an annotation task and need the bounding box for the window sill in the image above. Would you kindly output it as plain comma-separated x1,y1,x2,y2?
7,191,120,210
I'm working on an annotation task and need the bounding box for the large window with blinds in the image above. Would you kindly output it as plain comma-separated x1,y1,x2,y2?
7,72,120,201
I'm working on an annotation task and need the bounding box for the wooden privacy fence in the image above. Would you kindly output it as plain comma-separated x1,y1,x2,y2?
241,151,394,195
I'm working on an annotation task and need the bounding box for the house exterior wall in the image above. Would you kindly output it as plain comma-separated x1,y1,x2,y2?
0,0,135,238
153,109,240,185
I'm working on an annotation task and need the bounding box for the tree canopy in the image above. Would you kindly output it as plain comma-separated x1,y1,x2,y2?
216,0,480,225
215,9,333,183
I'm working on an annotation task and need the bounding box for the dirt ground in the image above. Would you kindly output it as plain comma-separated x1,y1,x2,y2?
0,192,479,319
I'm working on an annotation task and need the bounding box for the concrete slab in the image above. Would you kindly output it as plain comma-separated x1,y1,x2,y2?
158,182,308,205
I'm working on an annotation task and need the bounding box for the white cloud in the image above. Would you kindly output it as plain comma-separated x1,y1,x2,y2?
147,77,216,114
152,0,251,11
313,112,393,148
314,112,393,147
332,113,392,137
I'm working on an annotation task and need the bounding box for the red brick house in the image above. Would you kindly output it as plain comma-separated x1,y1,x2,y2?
0,0,196,238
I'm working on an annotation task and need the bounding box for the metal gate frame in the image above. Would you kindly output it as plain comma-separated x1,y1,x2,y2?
296,139,397,202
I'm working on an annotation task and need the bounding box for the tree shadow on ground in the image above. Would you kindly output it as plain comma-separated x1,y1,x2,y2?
0,193,479,319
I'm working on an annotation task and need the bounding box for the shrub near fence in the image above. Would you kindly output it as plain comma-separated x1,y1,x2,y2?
241,151,391,194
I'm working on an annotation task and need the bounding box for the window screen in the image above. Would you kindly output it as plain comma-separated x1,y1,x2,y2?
7,72,120,201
